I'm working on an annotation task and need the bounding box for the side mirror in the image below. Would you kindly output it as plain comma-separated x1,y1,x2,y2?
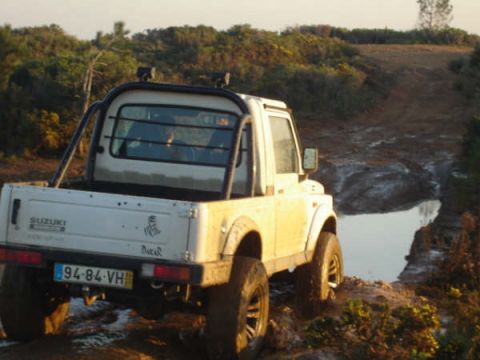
303,147,318,175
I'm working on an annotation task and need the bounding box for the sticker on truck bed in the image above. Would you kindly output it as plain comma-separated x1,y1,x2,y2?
144,215,161,237
141,244,163,257
29,217,66,232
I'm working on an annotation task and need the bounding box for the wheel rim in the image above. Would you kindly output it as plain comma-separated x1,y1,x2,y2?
327,255,341,298
245,285,266,349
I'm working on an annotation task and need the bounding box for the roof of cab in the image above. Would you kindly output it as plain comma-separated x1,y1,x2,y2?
101,82,250,114
101,81,290,117
237,93,287,110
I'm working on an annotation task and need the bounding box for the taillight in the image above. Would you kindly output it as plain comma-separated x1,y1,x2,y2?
141,263,191,281
0,248,42,265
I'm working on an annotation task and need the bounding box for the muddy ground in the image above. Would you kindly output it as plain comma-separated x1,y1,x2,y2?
305,44,474,214
0,44,476,358
0,278,425,360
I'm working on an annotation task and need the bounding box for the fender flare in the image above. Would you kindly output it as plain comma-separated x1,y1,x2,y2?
305,205,337,254
222,216,261,257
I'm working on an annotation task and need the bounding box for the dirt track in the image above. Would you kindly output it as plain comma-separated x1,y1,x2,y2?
304,44,474,213
0,44,477,358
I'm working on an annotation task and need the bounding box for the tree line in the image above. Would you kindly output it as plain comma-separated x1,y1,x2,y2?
0,21,477,157
0,23,391,156
285,26,479,46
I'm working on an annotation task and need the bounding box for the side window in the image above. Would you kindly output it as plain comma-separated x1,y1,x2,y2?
269,116,299,174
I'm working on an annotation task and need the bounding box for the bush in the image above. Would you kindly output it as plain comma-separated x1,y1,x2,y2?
470,46,480,68
453,117,480,211
452,46,480,212
420,213,480,359
449,57,467,74
452,47,480,102
433,290,480,359
306,299,440,359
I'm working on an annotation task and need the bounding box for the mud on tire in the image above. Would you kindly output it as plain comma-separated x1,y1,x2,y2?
295,232,343,317
0,265,70,341
206,256,269,360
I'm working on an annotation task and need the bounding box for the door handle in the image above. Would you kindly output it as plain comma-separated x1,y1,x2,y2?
11,199,21,225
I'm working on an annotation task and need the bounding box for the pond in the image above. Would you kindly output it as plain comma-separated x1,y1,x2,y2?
337,200,441,282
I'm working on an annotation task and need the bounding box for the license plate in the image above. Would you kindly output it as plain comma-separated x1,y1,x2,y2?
54,263,133,290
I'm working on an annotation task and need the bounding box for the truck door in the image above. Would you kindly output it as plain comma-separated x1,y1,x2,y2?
268,115,309,257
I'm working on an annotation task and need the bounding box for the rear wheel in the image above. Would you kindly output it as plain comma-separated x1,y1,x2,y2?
0,265,70,341
206,256,269,360
295,232,343,317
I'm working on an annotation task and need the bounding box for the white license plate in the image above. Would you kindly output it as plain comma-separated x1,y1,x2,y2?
54,263,133,289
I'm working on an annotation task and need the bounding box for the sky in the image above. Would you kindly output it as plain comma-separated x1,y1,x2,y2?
0,0,479,39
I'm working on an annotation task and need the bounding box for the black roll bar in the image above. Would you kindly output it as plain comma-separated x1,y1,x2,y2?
49,82,255,198
221,115,256,200
86,82,249,185
49,101,102,188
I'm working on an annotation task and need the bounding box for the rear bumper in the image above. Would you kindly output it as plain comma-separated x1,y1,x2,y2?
0,245,232,287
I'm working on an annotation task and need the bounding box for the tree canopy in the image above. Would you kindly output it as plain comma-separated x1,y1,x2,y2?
3,21,478,157
417,0,453,31
0,23,393,156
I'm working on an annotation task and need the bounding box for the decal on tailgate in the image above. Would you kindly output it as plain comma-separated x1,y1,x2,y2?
144,215,161,237
141,244,163,257
29,217,66,232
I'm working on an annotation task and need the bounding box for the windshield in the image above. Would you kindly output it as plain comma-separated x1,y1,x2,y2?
109,105,240,167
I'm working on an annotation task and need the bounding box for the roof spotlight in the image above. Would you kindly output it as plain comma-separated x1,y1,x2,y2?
136,67,155,82
211,72,230,88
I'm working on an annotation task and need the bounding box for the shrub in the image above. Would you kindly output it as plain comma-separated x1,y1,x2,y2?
306,299,440,359
449,57,467,74
420,214,480,359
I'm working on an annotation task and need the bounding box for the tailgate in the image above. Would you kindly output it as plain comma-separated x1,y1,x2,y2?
2,185,194,261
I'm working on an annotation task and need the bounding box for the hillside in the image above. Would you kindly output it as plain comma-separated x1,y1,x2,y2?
303,44,475,213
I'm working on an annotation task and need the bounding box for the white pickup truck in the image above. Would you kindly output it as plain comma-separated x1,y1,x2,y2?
0,71,342,359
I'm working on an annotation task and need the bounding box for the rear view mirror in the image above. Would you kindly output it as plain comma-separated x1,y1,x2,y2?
303,147,318,174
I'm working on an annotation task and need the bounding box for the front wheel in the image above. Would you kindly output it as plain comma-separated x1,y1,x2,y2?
206,256,269,360
0,265,70,341
295,232,343,317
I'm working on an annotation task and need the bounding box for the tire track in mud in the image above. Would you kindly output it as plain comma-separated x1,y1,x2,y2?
0,297,207,360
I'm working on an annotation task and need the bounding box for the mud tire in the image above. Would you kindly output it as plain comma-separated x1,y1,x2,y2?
206,256,269,360
295,232,343,317
0,265,70,341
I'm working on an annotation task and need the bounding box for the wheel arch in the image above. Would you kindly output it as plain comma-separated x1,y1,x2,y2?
305,206,337,254
222,216,262,260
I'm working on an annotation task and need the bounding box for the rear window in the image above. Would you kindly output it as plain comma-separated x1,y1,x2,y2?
109,105,240,167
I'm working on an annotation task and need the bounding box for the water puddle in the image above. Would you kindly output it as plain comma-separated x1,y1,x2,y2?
338,200,441,281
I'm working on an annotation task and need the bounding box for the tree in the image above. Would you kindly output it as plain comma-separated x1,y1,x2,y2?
81,21,130,116
417,0,453,31
0,25,23,91
78,21,133,155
